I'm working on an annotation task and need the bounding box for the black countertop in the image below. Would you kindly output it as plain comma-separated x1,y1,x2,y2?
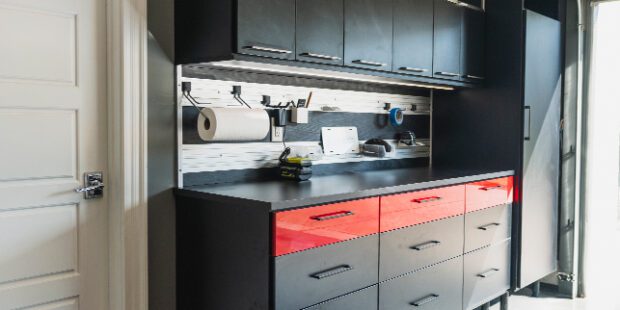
175,167,514,212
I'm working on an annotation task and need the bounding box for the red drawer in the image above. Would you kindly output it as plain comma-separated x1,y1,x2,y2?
273,197,379,256
380,185,466,232
466,176,514,213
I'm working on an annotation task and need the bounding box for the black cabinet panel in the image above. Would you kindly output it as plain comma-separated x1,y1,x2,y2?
461,8,486,82
344,0,393,71
237,0,296,60
461,0,483,8
393,0,434,77
433,0,462,80
297,0,344,65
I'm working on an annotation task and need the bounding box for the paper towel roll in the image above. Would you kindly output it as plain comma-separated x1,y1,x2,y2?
197,107,270,142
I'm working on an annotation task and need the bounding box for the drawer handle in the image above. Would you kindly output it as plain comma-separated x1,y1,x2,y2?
353,60,387,67
412,196,442,204
464,74,486,80
410,240,441,251
410,294,439,307
477,268,500,278
435,72,460,77
310,210,354,221
400,67,429,73
300,52,341,61
310,265,353,280
243,45,293,54
479,185,504,191
478,223,501,231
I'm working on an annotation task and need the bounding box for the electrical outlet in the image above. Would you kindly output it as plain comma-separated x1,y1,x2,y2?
271,126,284,142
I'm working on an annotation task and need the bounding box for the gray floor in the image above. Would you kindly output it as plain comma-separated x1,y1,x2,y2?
490,295,592,310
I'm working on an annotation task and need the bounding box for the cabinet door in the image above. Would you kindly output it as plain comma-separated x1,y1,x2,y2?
393,0,434,77
344,0,393,71
461,8,486,82
297,0,344,65
237,0,296,60
433,0,462,80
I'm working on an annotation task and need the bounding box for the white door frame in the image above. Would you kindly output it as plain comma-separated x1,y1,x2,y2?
107,0,149,309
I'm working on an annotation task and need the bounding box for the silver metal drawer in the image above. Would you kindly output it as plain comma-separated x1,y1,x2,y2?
465,204,511,252
275,235,379,310
379,257,463,310
302,285,378,310
463,240,511,310
379,215,464,281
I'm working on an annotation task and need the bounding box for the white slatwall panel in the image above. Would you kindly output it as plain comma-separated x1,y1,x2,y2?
180,77,431,115
182,139,431,173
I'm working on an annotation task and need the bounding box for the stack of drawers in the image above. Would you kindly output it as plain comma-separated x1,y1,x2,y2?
273,177,513,310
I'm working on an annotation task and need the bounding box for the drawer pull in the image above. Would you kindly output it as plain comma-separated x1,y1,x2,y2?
477,268,500,278
479,185,504,191
300,52,341,61
243,45,292,54
310,210,354,221
478,223,501,231
352,60,387,67
410,294,439,307
410,240,441,251
465,74,486,80
310,265,353,280
400,67,429,73
435,72,460,77
412,196,442,204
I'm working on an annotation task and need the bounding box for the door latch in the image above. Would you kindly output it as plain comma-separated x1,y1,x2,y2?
75,172,104,199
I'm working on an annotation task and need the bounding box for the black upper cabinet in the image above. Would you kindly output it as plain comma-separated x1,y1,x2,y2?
433,0,462,80
461,8,485,82
237,0,296,60
460,0,483,9
344,0,393,71
296,0,344,65
393,0,434,77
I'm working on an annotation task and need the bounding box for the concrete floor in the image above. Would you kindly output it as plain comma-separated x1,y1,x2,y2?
490,295,592,310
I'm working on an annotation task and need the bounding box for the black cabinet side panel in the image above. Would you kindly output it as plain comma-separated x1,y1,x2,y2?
176,196,271,309
175,0,234,64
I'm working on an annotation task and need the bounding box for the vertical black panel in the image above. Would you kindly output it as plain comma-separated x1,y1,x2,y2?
344,0,394,71
392,0,434,77
461,8,486,82
296,0,344,65
433,0,462,80
176,196,271,309
237,0,296,60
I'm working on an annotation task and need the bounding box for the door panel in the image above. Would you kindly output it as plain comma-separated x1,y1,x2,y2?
392,0,434,76
433,0,462,80
344,0,393,70
237,0,296,60
296,0,344,65
461,8,485,82
520,10,561,288
0,0,108,309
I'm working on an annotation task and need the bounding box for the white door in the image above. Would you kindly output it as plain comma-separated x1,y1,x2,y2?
0,0,109,309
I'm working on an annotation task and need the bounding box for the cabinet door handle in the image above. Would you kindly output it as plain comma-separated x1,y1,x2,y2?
244,45,292,54
353,60,387,67
300,52,341,61
400,67,429,73
479,185,504,191
410,240,441,251
477,268,500,278
310,265,353,279
412,196,442,204
410,294,439,307
310,210,354,221
524,106,531,141
435,72,461,77
465,74,486,80
478,223,501,231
